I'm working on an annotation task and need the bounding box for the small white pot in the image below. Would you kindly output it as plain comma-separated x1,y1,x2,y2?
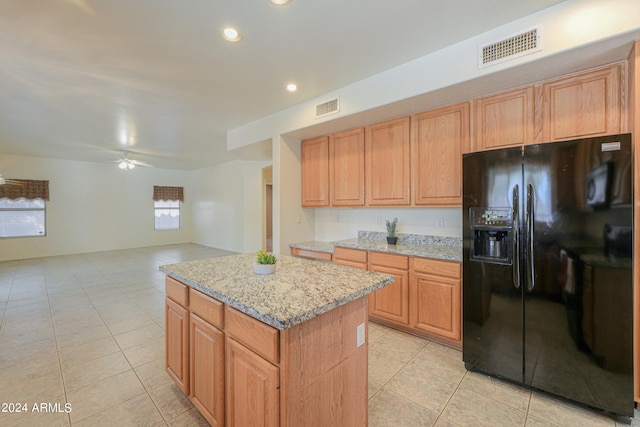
253,263,276,275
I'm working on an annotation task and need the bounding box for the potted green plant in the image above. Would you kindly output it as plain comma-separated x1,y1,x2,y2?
385,217,398,245
254,250,277,274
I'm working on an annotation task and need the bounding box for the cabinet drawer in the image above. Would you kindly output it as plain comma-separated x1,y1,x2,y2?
166,276,189,307
291,247,333,262
225,306,279,365
369,251,409,270
190,288,224,329
412,258,461,279
333,247,367,263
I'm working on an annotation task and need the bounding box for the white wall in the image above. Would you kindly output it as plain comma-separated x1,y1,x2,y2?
313,207,462,242
191,159,271,254
0,155,192,262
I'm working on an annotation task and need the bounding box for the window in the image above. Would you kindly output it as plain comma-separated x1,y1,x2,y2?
0,179,49,238
154,199,181,230
0,198,46,238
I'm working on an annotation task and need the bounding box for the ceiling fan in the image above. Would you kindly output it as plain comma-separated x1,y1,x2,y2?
114,150,153,170
0,174,21,185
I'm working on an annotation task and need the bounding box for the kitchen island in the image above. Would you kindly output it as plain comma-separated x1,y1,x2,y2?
160,253,394,427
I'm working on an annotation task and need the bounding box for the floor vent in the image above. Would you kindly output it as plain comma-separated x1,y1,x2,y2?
316,98,340,118
479,26,541,68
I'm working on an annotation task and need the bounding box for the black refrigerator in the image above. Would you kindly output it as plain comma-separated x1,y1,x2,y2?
462,133,633,418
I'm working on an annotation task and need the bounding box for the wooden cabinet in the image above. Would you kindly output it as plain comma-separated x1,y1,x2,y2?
473,86,535,151
330,128,365,206
290,247,332,262
166,297,189,394
368,252,410,325
539,63,624,142
165,276,370,426
410,257,461,344
226,337,279,427
411,102,469,206
301,136,330,207
332,248,461,346
365,117,411,205
333,246,368,270
190,314,225,427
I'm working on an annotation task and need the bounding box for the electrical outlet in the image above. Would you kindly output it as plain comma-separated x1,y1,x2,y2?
376,216,382,225
356,323,365,347
436,218,444,228
297,213,302,224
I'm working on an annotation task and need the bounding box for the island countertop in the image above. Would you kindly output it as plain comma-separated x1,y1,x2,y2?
160,253,394,330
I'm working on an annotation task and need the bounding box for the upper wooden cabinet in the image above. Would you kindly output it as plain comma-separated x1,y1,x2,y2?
301,136,330,207
539,63,624,142
365,117,411,206
411,102,470,206
330,128,365,206
472,86,535,151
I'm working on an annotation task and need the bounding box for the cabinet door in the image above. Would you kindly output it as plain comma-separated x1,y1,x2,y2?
190,314,225,427
410,272,461,342
473,86,534,151
166,297,189,394
411,102,469,206
540,64,623,142
226,337,279,427
369,253,410,325
301,136,330,207
365,117,411,205
330,128,365,206
333,247,368,270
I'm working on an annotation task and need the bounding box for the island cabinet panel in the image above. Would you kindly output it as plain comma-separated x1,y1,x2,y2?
472,86,535,151
410,258,462,344
281,296,368,427
333,247,368,270
368,252,410,325
226,306,280,365
301,136,330,207
411,102,470,206
190,288,224,329
190,313,225,427
330,128,365,206
539,63,624,142
165,297,189,395
365,117,411,206
167,276,189,306
226,337,280,427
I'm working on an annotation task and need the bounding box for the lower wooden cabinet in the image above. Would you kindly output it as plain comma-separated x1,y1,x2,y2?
333,248,462,346
226,337,280,427
368,252,410,325
190,313,225,427
410,257,461,343
165,297,189,394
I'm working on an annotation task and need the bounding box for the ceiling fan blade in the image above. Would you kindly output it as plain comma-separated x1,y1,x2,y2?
129,159,154,167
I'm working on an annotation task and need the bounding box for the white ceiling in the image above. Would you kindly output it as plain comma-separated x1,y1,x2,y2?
0,0,570,170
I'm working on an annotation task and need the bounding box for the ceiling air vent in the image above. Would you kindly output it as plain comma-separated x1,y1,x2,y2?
316,97,340,118
479,26,542,69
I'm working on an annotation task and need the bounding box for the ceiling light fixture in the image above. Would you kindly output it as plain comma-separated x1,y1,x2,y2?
119,160,135,170
286,83,298,92
270,0,291,5
222,27,242,42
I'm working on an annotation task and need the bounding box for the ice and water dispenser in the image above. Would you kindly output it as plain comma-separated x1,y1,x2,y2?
470,207,513,265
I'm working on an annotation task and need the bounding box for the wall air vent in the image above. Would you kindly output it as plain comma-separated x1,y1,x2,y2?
315,97,340,118
479,26,542,69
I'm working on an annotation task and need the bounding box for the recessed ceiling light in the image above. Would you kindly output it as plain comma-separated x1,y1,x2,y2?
286,83,298,92
270,0,291,5
222,27,242,42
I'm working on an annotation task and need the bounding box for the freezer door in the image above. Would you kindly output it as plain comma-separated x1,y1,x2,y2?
523,134,633,417
462,146,524,384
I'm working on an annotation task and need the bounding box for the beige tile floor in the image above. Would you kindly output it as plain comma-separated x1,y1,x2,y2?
0,243,637,426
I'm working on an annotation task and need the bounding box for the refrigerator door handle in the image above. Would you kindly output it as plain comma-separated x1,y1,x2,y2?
526,184,535,291
512,184,520,289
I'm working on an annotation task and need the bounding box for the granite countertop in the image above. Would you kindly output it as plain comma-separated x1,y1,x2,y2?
160,253,394,330
290,232,463,262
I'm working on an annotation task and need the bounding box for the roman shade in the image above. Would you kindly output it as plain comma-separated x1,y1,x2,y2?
153,186,184,202
0,179,50,201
